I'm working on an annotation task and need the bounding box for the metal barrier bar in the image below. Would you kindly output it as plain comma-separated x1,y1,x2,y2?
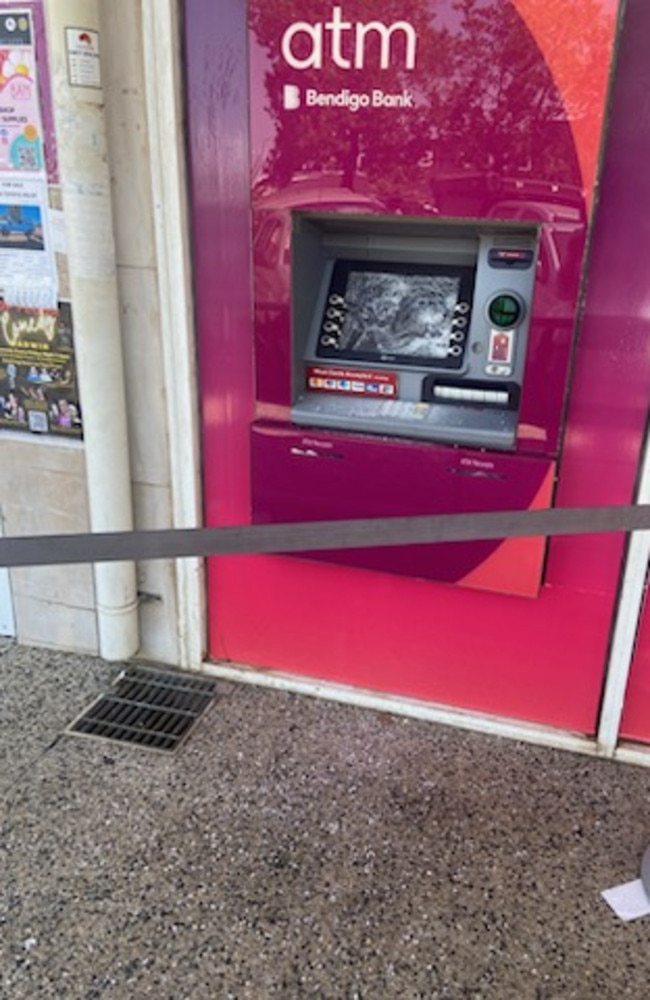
0,504,649,568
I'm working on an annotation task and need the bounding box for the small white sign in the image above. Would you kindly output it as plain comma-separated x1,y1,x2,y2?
65,27,101,89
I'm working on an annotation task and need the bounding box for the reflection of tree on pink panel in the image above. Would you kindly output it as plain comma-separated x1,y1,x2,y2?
250,0,452,204
249,0,614,213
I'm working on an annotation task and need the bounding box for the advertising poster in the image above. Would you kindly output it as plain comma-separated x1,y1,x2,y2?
0,300,82,437
0,173,57,306
0,8,44,173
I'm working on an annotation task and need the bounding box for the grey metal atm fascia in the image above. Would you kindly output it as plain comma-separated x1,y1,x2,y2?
291,214,539,450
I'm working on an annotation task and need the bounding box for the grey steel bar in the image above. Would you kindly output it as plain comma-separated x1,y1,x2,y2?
0,504,649,568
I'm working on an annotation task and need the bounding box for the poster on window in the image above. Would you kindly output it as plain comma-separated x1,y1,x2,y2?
0,300,82,437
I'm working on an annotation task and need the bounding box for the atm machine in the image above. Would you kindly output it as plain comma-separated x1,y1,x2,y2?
252,213,554,595
247,0,623,601
186,0,632,731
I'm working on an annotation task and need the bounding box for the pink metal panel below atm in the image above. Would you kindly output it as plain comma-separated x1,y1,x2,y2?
251,422,554,597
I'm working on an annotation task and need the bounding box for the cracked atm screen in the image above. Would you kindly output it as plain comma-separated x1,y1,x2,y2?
317,262,471,366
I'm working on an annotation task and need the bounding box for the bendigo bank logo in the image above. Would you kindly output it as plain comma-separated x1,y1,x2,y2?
283,84,301,109
280,5,418,71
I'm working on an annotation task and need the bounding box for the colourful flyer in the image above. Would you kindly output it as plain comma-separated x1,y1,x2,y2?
0,10,44,172
0,301,82,438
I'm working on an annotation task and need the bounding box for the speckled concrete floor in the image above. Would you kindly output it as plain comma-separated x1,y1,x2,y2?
2,639,650,999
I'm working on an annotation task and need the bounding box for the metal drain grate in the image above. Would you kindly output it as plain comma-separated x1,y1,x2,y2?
67,665,217,752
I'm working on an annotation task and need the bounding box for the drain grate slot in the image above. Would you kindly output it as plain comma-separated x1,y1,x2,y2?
67,665,217,752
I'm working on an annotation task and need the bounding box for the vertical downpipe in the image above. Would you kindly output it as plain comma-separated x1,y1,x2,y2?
44,0,139,660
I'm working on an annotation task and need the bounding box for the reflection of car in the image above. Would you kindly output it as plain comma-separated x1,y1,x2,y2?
0,212,34,238
487,199,586,313
254,184,386,313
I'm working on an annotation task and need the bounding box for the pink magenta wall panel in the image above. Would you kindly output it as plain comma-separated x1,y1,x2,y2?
207,554,614,731
184,0,255,528
616,0,650,744
578,0,650,746
621,589,650,742
184,0,650,733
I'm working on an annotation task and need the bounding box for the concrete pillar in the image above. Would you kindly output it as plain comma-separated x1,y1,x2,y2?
43,0,139,660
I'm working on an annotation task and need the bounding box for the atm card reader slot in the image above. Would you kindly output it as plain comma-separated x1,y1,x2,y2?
422,375,520,411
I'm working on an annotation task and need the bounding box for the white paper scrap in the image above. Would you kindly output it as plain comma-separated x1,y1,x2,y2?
601,879,650,921
49,209,67,254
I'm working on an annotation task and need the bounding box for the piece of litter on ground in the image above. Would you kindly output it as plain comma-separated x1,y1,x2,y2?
601,879,650,921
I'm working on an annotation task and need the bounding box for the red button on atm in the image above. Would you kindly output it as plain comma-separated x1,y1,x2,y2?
488,328,515,364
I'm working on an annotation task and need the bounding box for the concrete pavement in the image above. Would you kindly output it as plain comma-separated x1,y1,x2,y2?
2,638,650,998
